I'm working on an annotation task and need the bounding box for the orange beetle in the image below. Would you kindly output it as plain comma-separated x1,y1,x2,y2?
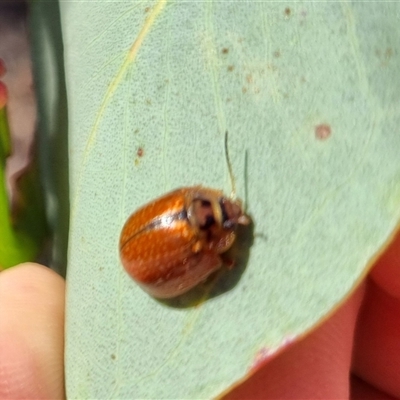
119,186,249,298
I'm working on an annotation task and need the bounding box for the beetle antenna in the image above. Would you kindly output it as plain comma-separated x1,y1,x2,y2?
224,130,236,198
243,148,248,212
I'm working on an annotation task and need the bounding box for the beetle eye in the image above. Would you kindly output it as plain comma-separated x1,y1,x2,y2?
223,219,235,229
219,200,230,228
219,198,245,230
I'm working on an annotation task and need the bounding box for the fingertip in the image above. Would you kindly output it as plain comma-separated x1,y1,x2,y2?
352,279,400,398
224,285,365,399
352,229,400,398
0,262,65,399
370,229,400,300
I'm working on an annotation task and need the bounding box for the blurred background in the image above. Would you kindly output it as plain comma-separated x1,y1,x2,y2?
0,1,36,200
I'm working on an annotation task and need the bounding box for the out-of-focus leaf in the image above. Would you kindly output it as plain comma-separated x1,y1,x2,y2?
29,2,70,275
0,105,47,269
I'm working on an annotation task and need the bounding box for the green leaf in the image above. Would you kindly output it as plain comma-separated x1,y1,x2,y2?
0,105,47,269
57,1,400,398
0,107,11,160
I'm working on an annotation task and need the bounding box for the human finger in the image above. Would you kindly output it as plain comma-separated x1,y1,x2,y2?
225,284,365,399
0,263,65,399
352,230,400,398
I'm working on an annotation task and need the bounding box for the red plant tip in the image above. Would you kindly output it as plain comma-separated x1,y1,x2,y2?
0,59,6,77
0,81,8,109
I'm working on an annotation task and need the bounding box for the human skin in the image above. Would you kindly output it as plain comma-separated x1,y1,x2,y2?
0,230,399,399
0,264,65,399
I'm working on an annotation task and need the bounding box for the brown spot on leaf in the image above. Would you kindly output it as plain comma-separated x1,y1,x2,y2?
284,7,292,17
135,147,144,166
385,48,393,59
222,48,229,54
315,124,331,140
227,65,234,72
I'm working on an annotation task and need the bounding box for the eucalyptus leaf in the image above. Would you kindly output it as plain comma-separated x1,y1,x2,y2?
58,1,400,398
